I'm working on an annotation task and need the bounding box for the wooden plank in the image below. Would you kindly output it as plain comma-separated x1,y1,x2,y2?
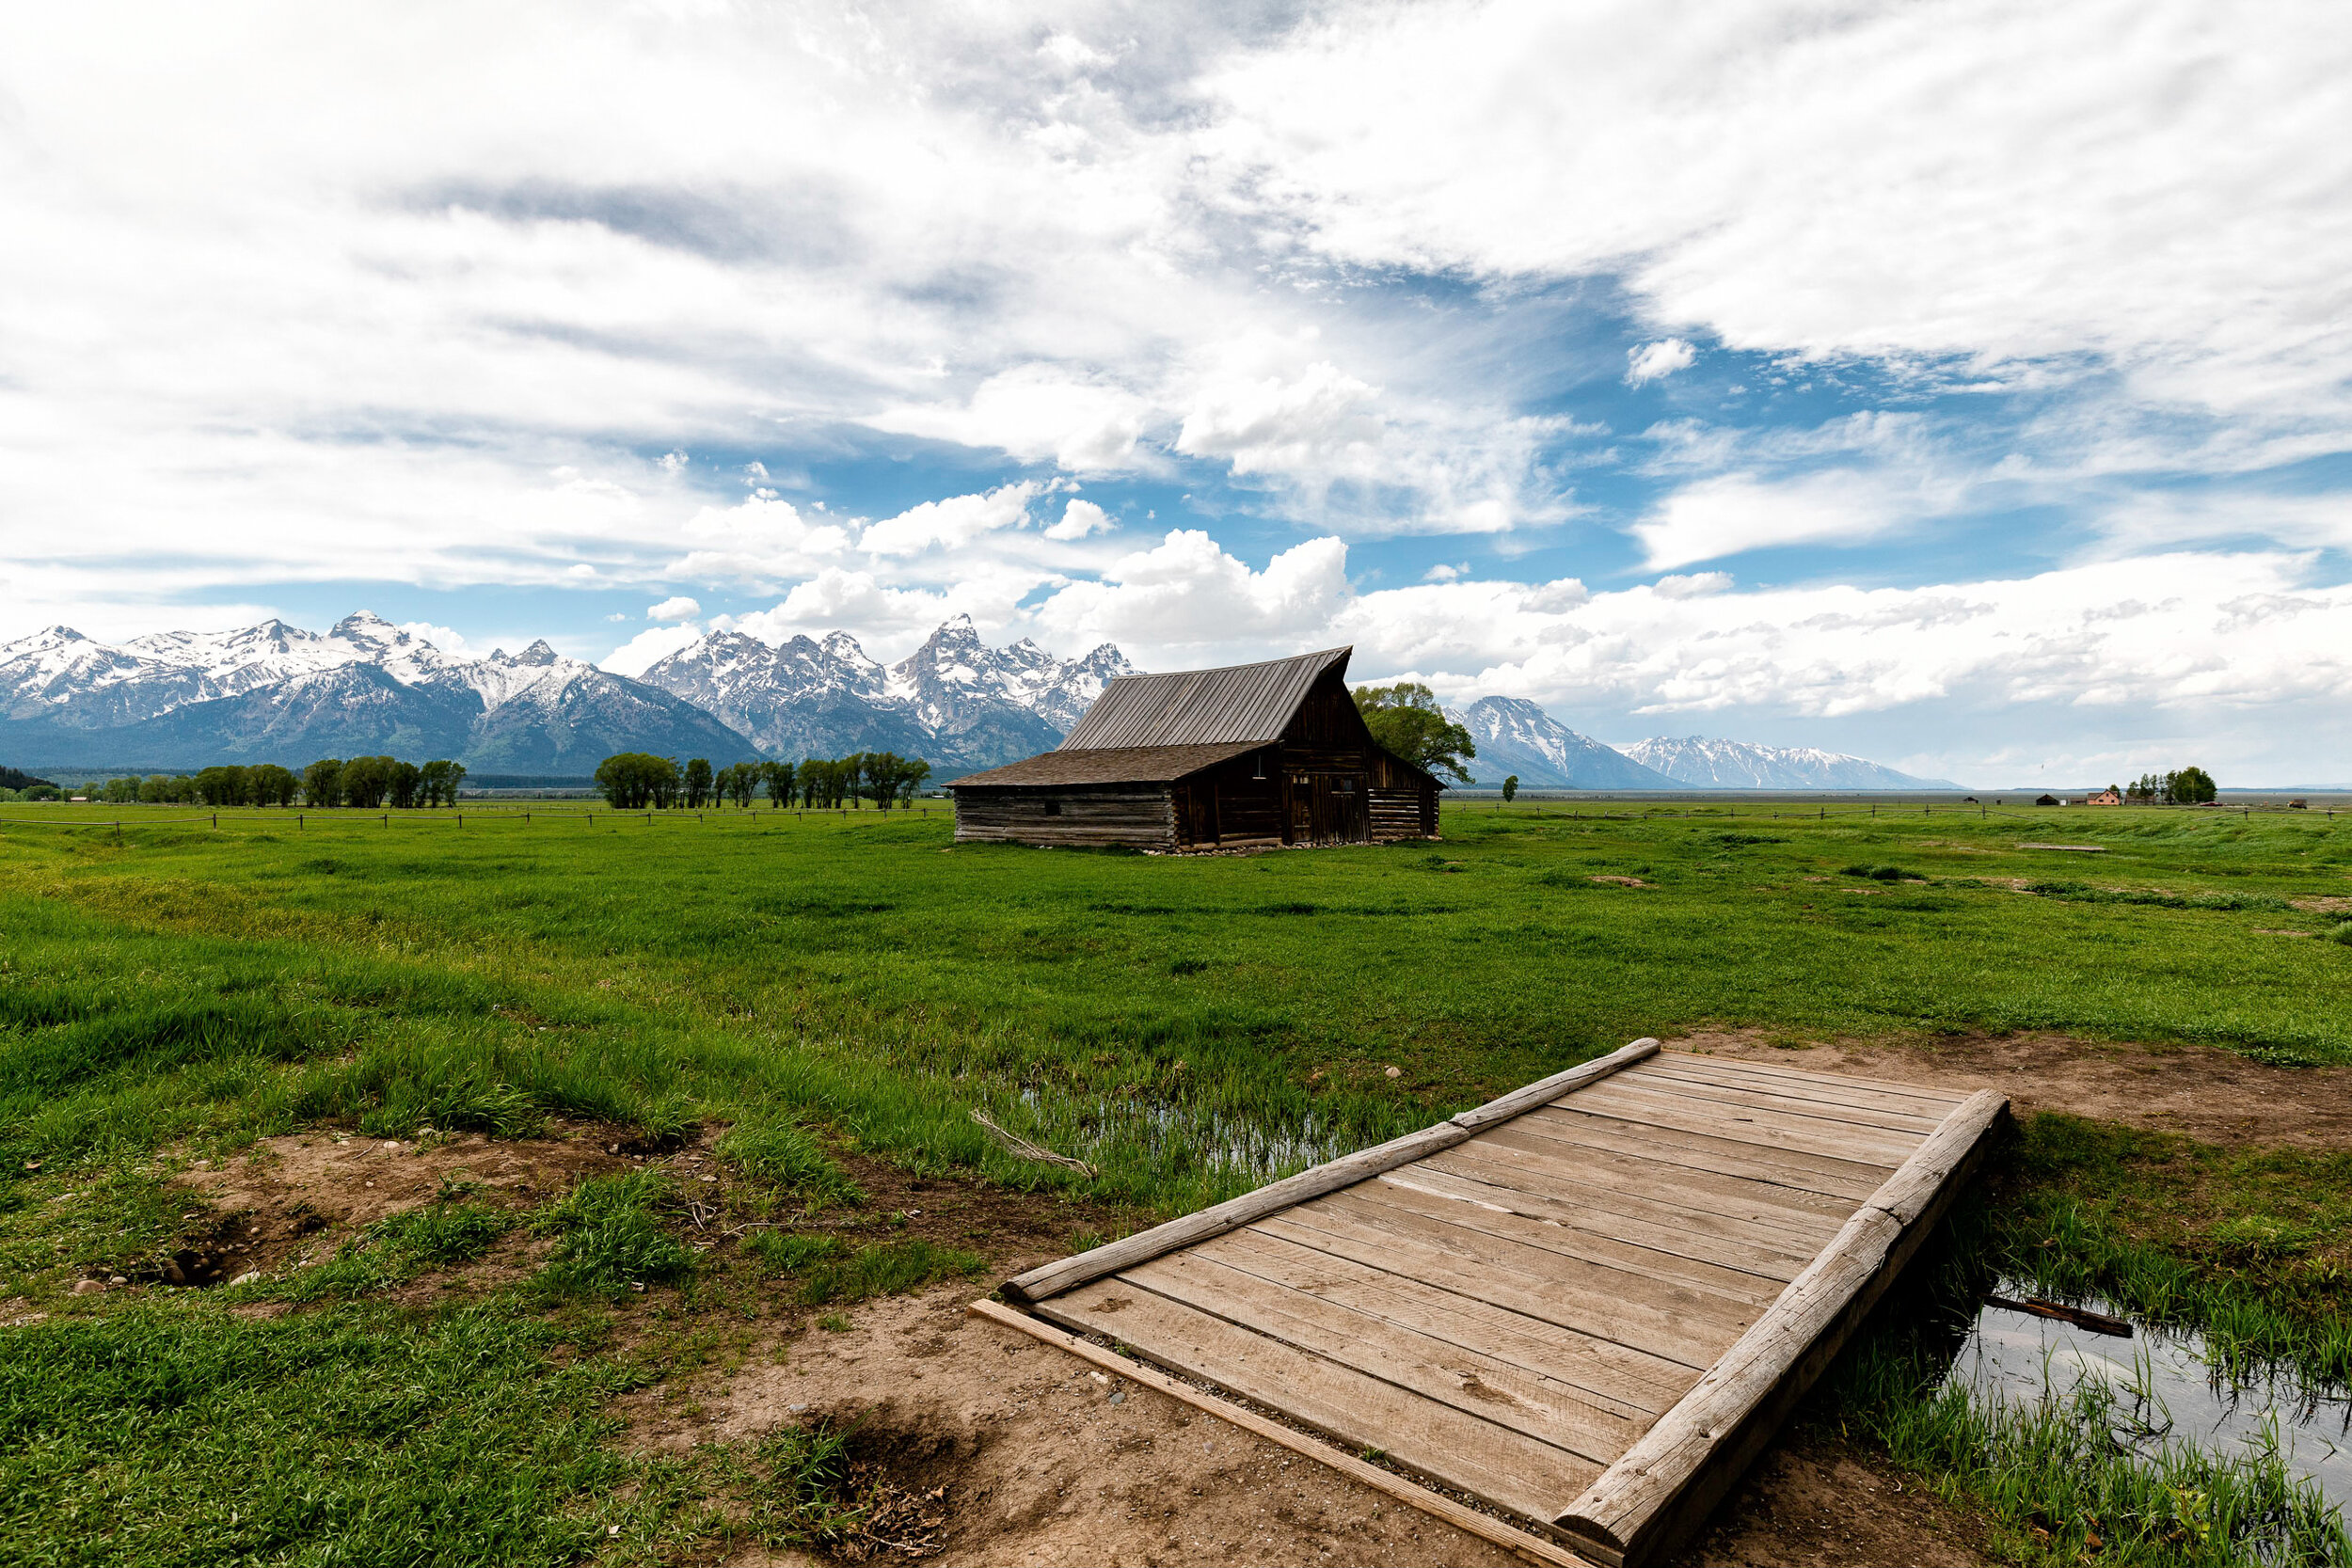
1470,1122,1860,1233
1613,1064,1947,1137
1359,1174,1786,1307
1560,1080,1920,1168
1551,1089,2008,1568
1410,1150,1820,1280
1000,1037,1661,1305
1258,1200,1748,1369
1120,1249,1645,1463
966,1299,1601,1568
1512,1105,1890,1201
1648,1053,1966,1115
1040,1279,1601,1523
1371,1166,1796,1299
1200,1227,1694,1418
1578,1076,1931,1160
1303,1190,1764,1336
1422,1143,1832,1270
1657,1052,1966,1109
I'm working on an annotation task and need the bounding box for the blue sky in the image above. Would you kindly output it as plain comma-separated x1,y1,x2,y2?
4,2,2349,784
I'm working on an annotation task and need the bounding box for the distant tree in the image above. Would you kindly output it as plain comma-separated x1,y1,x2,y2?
102,776,140,804
594,752,680,809
418,759,451,806
2125,771,2165,804
896,756,931,807
301,759,345,807
684,757,714,809
1352,683,1477,785
248,764,299,806
388,760,423,810
761,759,795,808
339,755,396,809
1502,775,1518,803
727,763,760,809
433,761,468,806
195,766,249,807
0,767,57,792
2168,766,2217,805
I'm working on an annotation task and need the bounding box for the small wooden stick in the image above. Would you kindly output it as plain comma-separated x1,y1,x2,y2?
970,1108,1098,1179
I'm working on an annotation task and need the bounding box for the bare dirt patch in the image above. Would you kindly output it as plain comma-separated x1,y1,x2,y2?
169,1123,628,1281
1673,1434,1990,1568
1675,1028,2352,1148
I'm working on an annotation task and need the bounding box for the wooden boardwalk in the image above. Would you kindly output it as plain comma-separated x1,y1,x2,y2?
973,1040,2006,1567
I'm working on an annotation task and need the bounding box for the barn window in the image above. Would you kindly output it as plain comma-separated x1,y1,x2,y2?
1338,777,1357,794
1042,800,1063,816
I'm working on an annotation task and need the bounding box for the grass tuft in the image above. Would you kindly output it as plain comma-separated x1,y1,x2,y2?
796,1239,985,1307
715,1118,863,1207
532,1171,694,1299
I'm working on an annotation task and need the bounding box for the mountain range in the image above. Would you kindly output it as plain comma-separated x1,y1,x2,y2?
1620,735,1958,790
0,611,1130,775
0,610,1949,787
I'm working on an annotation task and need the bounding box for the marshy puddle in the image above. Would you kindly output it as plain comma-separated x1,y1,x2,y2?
1951,1285,2352,1518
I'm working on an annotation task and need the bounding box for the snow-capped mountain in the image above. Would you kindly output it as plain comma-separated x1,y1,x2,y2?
1448,697,1677,789
0,613,757,772
637,613,1133,769
0,610,1132,774
1622,736,1957,790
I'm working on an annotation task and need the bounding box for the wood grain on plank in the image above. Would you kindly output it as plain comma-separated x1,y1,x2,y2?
1199,1227,1695,1418
1561,1080,1919,1168
1665,1053,1976,1104
1040,1281,1601,1522
1359,1174,1788,1308
1471,1121,1860,1231
965,1300,1600,1568
1510,1105,1890,1201
1422,1142,1832,1269
1613,1064,1948,1136
1120,1249,1646,1463
1374,1170,1797,1297
1647,1053,1966,1116
1579,1075,1931,1157
1259,1200,1749,1369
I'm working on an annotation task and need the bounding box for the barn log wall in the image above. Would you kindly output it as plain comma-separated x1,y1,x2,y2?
953,785,1176,847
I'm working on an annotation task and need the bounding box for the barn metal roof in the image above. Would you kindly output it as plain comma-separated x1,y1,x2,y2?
948,742,1260,788
1055,647,1352,751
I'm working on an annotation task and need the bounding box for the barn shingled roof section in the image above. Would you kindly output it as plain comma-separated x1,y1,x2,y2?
1053,647,1352,751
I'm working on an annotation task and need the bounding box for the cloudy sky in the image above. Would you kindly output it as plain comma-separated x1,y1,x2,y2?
5,1,2349,784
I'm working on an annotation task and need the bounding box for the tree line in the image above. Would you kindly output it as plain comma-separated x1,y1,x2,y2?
2122,767,2217,804
72,758,469,808
593,752,931,811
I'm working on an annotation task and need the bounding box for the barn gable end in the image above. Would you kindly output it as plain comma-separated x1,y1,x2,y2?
948,647,1442,850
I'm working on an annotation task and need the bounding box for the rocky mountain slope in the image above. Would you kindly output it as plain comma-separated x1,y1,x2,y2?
1622,736,1955,789
1449,697,1677,789
636,613,1130,770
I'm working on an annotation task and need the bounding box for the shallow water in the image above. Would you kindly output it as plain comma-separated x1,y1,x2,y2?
1950,1287,2352,1518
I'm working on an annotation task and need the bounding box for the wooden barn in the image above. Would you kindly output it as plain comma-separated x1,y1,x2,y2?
948,646,1442,850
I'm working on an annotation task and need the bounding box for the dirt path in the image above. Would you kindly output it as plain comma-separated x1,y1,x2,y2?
1675,1029,2352,1147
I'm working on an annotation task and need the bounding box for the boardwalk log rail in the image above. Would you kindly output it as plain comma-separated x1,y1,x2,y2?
974,1043,2007,1567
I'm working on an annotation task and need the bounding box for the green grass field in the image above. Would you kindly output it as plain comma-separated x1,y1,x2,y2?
3,799,2349,1564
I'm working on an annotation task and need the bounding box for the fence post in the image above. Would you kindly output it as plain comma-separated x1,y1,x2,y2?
212,813,217,828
